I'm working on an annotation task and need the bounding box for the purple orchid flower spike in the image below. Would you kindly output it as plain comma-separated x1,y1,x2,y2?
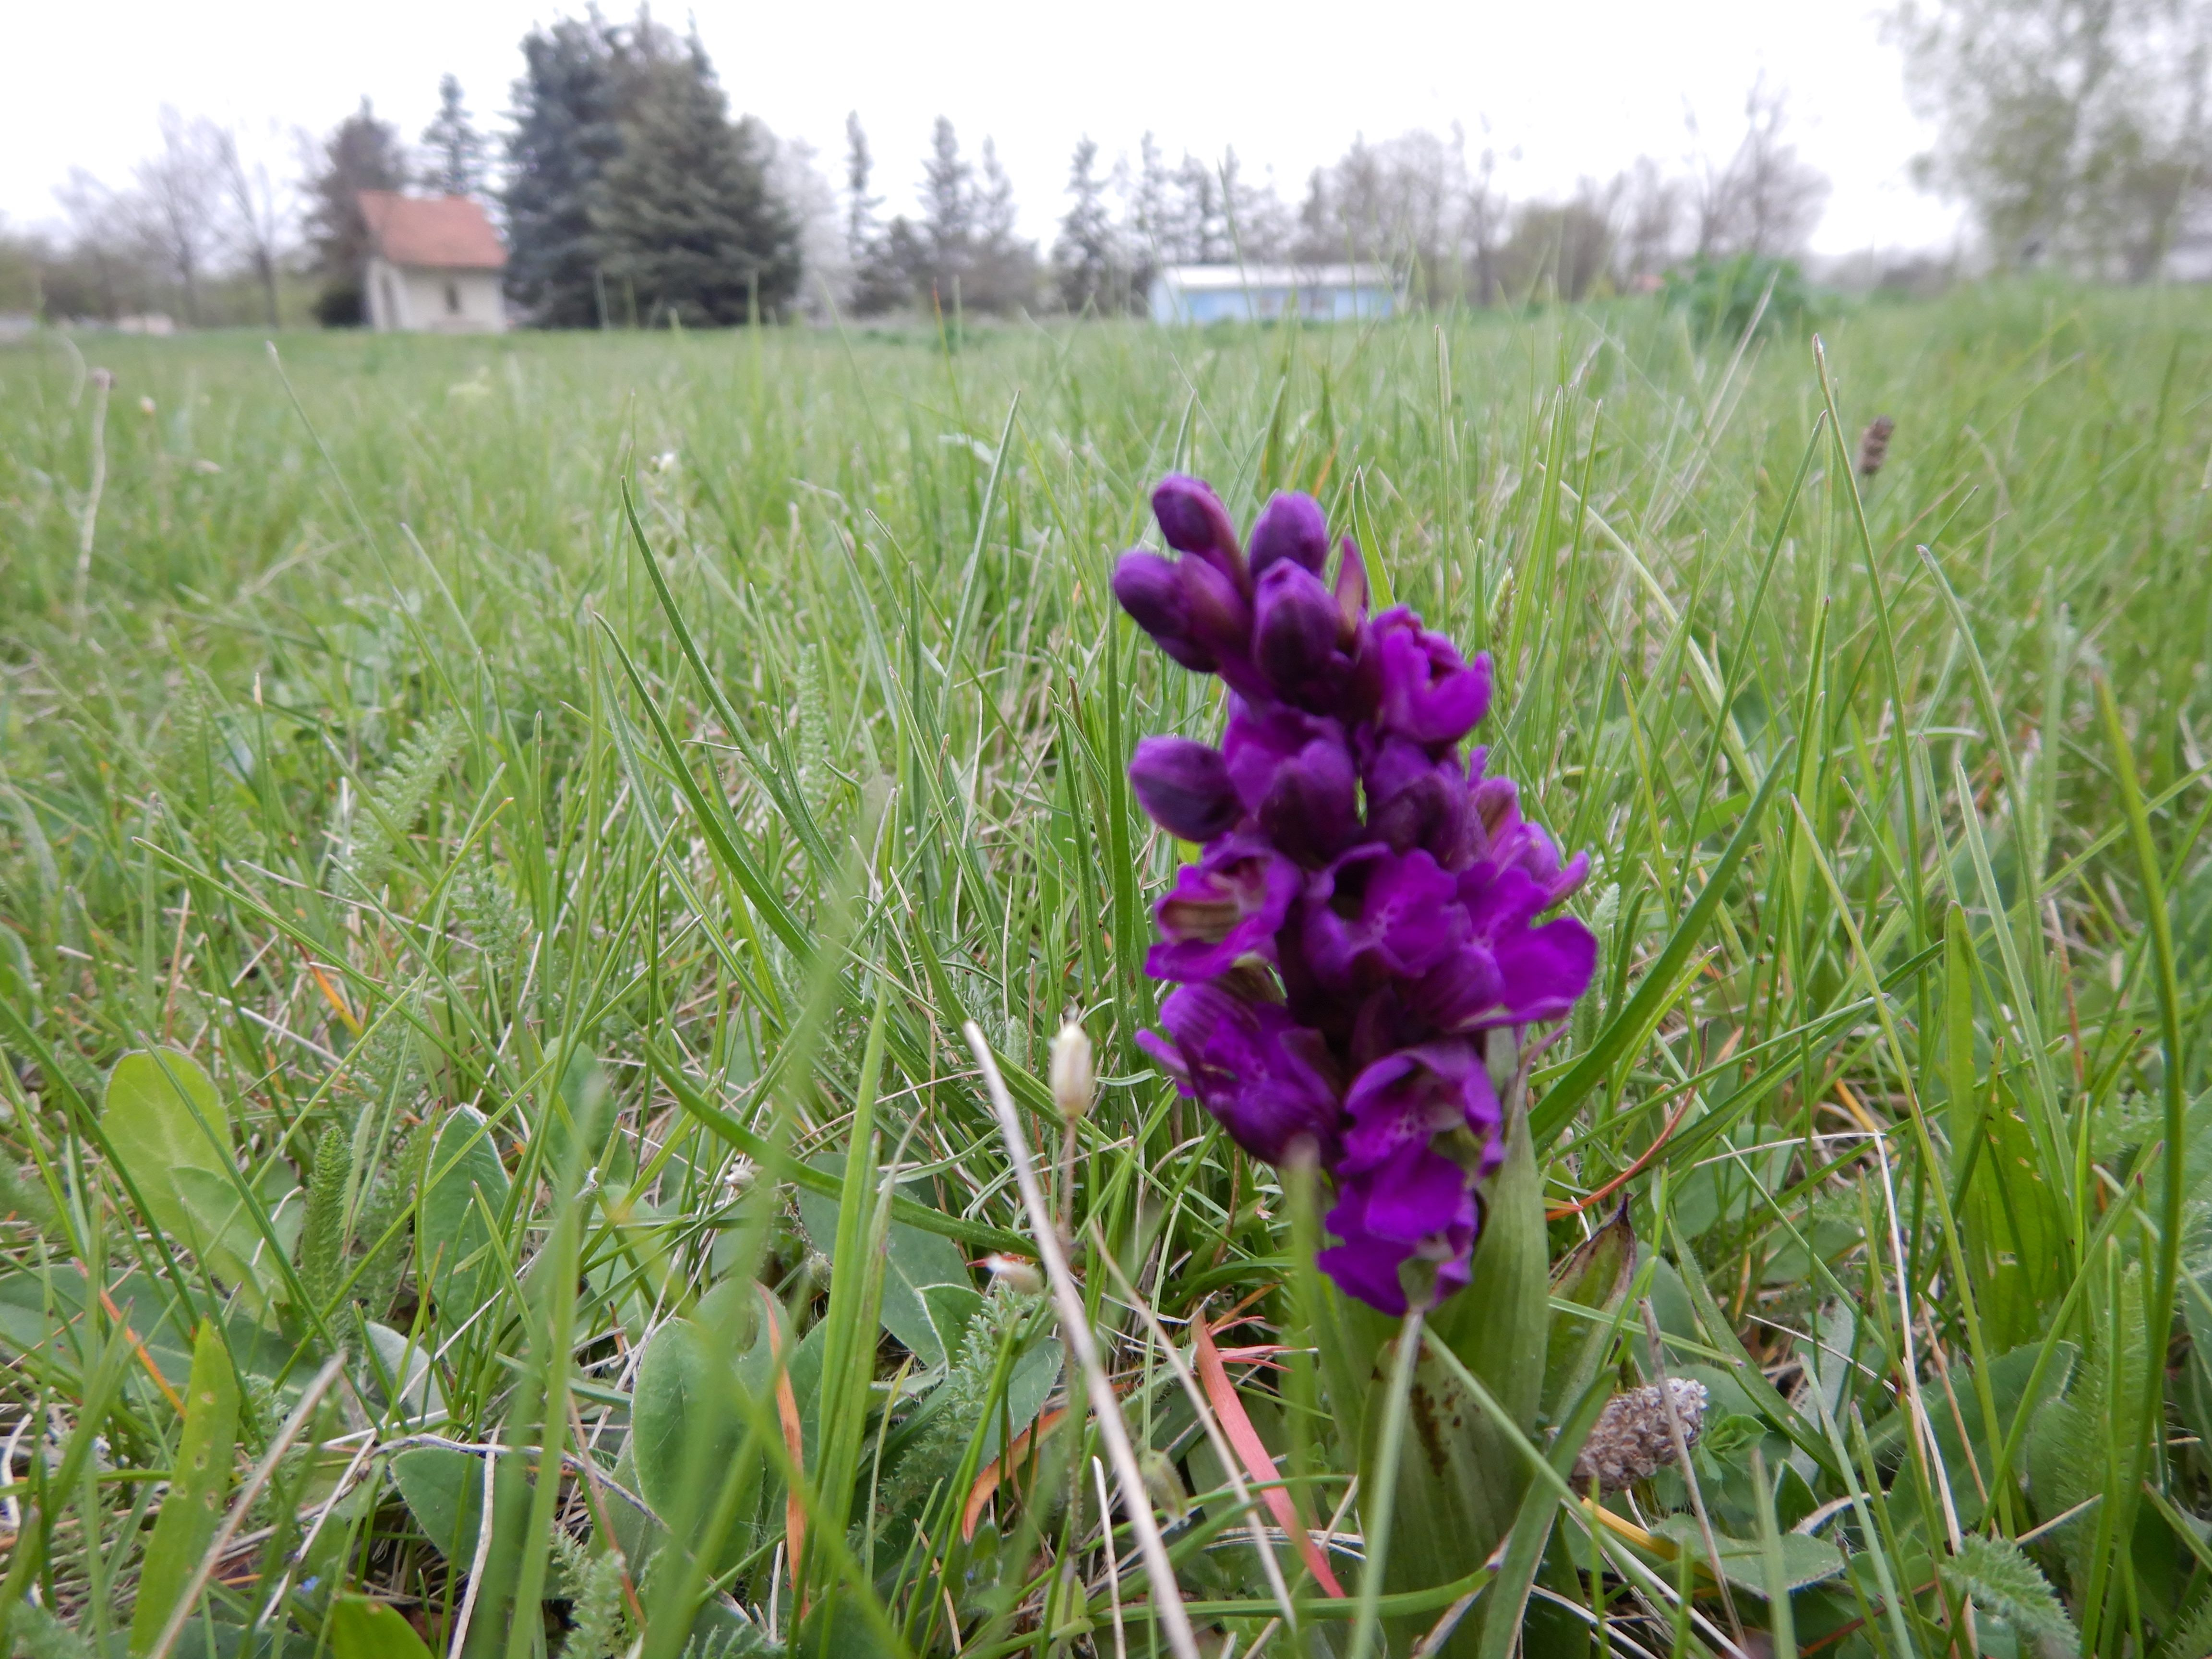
1113,472,1596,1313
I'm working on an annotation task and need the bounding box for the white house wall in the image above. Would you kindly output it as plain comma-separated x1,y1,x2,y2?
365,257,506,334
1148,277,1395,325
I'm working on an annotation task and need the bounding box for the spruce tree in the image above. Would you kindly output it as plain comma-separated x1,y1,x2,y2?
420,74,488,198
912,116,974,308
588,31,800,325
968,138,1038,313
303,98,408,325
503,14,624,327
844,112,909,314
1053,136,1118,314
843,111,878,267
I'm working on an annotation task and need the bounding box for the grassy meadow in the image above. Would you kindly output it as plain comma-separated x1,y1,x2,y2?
0,290,2209,1658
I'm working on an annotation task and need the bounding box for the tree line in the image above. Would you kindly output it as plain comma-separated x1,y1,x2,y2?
4,0,2209,329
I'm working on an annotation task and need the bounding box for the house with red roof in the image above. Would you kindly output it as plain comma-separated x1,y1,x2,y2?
359,191,507,333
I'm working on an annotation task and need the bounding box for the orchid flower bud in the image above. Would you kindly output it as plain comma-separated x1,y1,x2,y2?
1112,550,1215,673
1252,562,1345,696
1129,736,1241,842
1247,491,1330,578
1151,473,1248,592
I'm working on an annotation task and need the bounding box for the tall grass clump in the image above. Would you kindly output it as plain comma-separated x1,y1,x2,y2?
0,287,2206,1657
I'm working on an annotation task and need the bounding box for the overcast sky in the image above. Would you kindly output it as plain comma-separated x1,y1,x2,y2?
1,0,1962,257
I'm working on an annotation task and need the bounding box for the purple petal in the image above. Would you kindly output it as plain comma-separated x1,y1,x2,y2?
1467,776,1590,905
1318,1149,1480,1315
1337,1040,1501,1174
1302,845,1466,989
1177,553,1254,665
1372,609,1493,746
1487,915,1599,1025
1334,535,1369,619
1358,1139,1479,1240
1112,551,1215,673
1147,835,1300,982
1363,737,1470,860
1248,492,1329,578
1222,706,1360,866
1252,562,1350,707
1129,736,1242,842
1406,866,1597,1031
1145,982,1342,1164
1152,474,1248,592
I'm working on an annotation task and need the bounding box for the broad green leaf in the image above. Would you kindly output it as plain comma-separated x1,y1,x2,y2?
328,1596,435,1659
1650,1515,1849,1596
129,1320,240,1655
361,1322,443,1421
169,1165,283,1304
1376,1087,1550,1653
632,1281,765,1526
391,1445,530,1566
104,1050,235,1255
978,1336,1063,1465
1361,1329,1520,1656
798,1182,981,1368
1432,1087,1549,1440
422,1106,510,1318
1959,1075,2068,1350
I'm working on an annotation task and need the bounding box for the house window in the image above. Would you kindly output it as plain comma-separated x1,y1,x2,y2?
445,281,462,315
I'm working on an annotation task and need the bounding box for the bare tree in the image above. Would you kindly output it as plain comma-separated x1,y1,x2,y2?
843,112,878,267
1692,80,1830,258
1617,156,1684,279
1497,179,1621,301
1463,141,1509,305
213,128,285,326
135,108,225,325
55,172,137,320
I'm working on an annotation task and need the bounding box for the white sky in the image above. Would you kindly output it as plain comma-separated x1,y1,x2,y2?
0,0,1963,258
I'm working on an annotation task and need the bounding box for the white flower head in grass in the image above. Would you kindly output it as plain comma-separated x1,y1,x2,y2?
1049,1020,1094,1123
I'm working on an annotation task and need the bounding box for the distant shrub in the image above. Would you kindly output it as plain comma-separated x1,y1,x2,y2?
1664,252,1815,342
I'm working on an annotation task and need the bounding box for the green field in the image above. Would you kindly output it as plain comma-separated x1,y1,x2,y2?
1,291,2209,1658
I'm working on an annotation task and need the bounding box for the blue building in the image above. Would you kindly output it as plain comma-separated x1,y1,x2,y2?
1149,264,1399,325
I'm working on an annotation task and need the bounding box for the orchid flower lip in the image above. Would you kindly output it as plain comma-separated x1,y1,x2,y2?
1115,472,1596,1312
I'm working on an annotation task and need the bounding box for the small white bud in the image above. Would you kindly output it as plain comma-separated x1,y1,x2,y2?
980,1253,1043,1295
1049,1021,1094,1123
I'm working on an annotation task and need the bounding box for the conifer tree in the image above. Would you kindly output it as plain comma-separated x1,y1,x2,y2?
916,115,975,307
1053,135,1120,314
303,98,408,325
843,111,878,267
588,30,800,324
844,112,909,314
420,74,489,198
967,137,1038,313
503,14,624,326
